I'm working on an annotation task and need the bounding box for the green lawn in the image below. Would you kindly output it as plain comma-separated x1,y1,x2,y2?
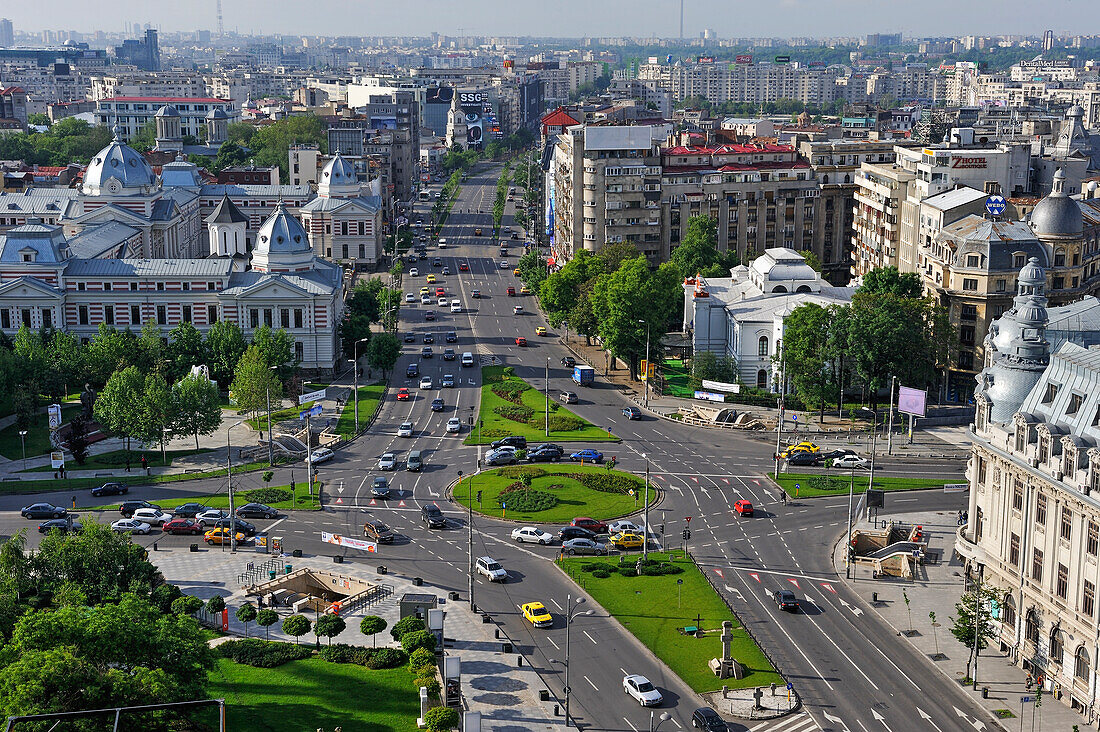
453,464,649,522
661,358,694,399
334,383,386,438
204,657,421,732
0,404,81,460
20,448,213,473
560,552,782,692
245,400,317,431
771,471,953,498
87,482,319,512
465,365,616,444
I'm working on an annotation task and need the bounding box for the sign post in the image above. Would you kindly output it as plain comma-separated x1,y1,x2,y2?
300,403,322,498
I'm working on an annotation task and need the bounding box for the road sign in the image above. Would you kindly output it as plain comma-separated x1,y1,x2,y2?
562,686,570,694
792,414,798,422
985,195,1007,217
944,483,969,493
300,388,326,405
677,579,684,585
1020,696,1033,703
299,403,322,420
786,682,794,690
685,516,692,523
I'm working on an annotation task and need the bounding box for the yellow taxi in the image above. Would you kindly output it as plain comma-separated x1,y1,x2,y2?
419,286,430,296
535,327,548,337
609,532,645,550
204,527,247,545
522,601,553,628
779,441,819,458
426,274,437,284
513,268,521,276
520,286,531,295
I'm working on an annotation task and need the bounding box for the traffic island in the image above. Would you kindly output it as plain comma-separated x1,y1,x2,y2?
701,684,800,721
770,472,956,499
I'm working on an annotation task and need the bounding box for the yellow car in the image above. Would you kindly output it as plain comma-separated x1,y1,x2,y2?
779,441,820,459
204,528,247,545
513,268,521,276
522,601,553,628
520,286,531,295
609,532,645,550
426,274,437,284
419,286,430,296
535,326,548,337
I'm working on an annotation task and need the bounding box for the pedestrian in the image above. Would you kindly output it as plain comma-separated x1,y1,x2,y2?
71,495,76,509
1026,672,1033,689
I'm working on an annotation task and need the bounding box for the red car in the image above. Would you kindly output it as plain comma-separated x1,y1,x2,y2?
459,261,469,271
571,517,608,534
734,499,754,517
163,518,202,535
507,287,516,297
396,388,410,401
515,337,527,347
435,287,445,297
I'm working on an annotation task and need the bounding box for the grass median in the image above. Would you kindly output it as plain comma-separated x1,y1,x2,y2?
333,383,386,438
453,464,649,523
87,482,319,512
464,365,616,445
560,552,782,692
771,472,953,498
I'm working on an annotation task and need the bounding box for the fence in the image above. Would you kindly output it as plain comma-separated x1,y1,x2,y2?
237,558,285,587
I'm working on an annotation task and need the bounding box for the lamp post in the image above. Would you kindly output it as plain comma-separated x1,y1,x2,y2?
773,338,785,480
226,419,244,553
18,430,27,470
642,452,651,561
265,365,279,468
550,595,593,728
860,406,879,523
649,711,672,732
638,319,651,408
352,337,370,434
545,357,550,436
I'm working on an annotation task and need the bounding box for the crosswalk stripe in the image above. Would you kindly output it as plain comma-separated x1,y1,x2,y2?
751,712,819,732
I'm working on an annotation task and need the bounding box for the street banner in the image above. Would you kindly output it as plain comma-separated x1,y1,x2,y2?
321,531,377,552
702,379,740,393
300,388,327,405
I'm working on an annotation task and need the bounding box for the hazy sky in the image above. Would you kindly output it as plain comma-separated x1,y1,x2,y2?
7,0,1097,39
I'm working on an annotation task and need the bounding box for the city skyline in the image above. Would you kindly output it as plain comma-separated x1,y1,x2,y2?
3,0,1097,41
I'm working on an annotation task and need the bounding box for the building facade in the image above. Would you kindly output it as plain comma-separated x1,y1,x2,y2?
95,97,236,142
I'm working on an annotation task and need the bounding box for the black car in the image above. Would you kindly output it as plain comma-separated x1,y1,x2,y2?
432,257,442,266
443,348,456,361
622,406,642,420
406,363,420,377
423,333,434,344
236,502,279,519
39,518,82,534
119,500,161,517
171,502,208,518
404,333,416,343
818,448,857,461
787,451,819,466
212,517,257,536
691,707,729,732
421,504,447,529
558,526,598,542
371,476,391,498
21,503,67,520
527,446,564,462
91,482,128,497
445,331,458,343
431,398,445,412
561,356,576,368
490,435,527,450
421,346,433,359
773,589,799,611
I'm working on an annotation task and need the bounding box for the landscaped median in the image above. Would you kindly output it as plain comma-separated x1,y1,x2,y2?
333,383,386,438
560,552,783,692
464,365,616,445
771,471,953,498
88,484,320,512
452,464,653,523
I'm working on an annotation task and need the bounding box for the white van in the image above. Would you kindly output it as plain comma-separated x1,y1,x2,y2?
438,238,448,248
461,352,475,367
450,299,462,313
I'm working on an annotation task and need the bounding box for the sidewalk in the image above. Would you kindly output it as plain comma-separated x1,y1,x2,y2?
833,510,1087,732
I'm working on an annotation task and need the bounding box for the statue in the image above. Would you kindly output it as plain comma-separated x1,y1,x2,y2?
189,364,215,383
80,383,96,419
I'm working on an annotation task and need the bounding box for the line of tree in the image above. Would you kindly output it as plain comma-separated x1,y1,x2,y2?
0,117,114,167
337,278,402,378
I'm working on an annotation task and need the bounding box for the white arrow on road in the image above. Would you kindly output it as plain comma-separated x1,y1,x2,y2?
916,708,943,732
823,712,851,732
952,707,986,731
723,585,744,600
872,709,895,732
838,597,864,616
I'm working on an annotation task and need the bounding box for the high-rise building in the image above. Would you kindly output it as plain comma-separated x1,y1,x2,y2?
114,29,160,72
0,19,13,47
1043,29,1055,51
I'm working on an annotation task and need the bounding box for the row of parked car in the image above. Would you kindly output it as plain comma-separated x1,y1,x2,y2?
778,442,870,469
20,500,281,538
510,517,650,553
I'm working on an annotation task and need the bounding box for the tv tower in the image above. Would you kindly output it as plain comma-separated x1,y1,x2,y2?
217,0,224,37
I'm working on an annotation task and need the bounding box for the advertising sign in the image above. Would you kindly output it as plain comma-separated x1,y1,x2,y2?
774,55,791,64
300,388,326,405
898,386,927,417
299,403,323,420
701,379,740,393
694,391,726,403
321,531,378,552
51,451,65,469
459,91,485,151
697,56,715,64
48,403,62,431
735,54,754,64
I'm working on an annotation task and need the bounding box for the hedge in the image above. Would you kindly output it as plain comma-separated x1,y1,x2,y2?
541,414,585,431
367,647,408,669
495,466,546,480
496,485,558,512
494,404,535,422
217,639,313,667
575,472,644,495
244,487,294,504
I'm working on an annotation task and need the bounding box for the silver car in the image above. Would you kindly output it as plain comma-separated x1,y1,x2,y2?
378,452,397,470
562,538,606,555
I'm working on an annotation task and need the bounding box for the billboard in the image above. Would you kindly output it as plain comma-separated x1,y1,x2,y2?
897,386,927,417
458,91,485,151
735,54,754,65
774,55,791,64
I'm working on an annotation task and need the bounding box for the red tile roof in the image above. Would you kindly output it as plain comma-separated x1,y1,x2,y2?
0,87,26,95
663,143,795,155
542,108,580,128
99,96,232,104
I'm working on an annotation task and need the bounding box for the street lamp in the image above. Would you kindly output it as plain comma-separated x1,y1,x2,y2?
650,711,672,732
351,337,370,434
18,430,27,470
638,319,651,409
641,452,651,561
549,595,593,728
545,357,550,437
226,419,244,553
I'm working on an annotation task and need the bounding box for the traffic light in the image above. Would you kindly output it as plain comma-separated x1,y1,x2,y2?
476,490,483,503
682,529,691,541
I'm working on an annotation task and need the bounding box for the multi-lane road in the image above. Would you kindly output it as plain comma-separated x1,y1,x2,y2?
0,163,983,732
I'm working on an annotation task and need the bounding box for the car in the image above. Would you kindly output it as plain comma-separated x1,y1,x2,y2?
398,422,414,437
195,508,231,526
119,500,161,517
461,352,475,367
423,333,435,343
426,274,437,284
421,346,434,358
569,449,603,463
409,267,419,277
421,295,432,305
447,418,462,433
513,305,524,315
21,503,68,520
131,507,173,525
442,266,450,275
419,376,433,390
378,453,397,470
832,454,871,469
507,286,516,297
622,406,642,420
609,519,644,535
558,526,598,542
396,387,411,401
406,363,419,378
513,268,521,276
773,589,799,611
486,450,518,466
310,447,335,464
425,311,435,321
783,441,820,456
371,476,391,498
623,674,663,706
572,516,608,533
363,520,395,543
406,450,423,472
405,292,416,303
527,445,564,462
459,261,469,271
492,436,527,450
420,286,430,295
476,556,508,582
91,482,128,497
500,261,509,269
39,518,82,534
559,391,578,404
609,532,645,550
162,518,203,535
171,503,209,518
212,517,257,536
521,286,532,295
418,234,427,241
404,332,417,343
422,503,447,528
204,528,247,545
691,707,730,731
441,373,455,388
561,356,576,367
734,499,754,517
110,518,151,534
522,602,553,628
562,538,607,555
431,397,445,412
511,231,519,239
445,331,458,343
237,503,279,519
475,228,483,236
471,289,481,299
787,451,819,466
818,448,858,461
443,348,456,360
511,526,553,544
535,326,547,336
436,287,446,297
515,336,527,347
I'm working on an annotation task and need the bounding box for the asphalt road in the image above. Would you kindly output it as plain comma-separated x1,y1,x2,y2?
0,163,983,732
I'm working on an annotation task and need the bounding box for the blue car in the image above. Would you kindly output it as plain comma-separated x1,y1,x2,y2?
569,449,604,463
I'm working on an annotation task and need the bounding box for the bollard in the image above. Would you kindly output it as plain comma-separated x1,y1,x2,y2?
982,687,989,699
502,642,513,653
471,603,478,613
540,690,550,701
553,704,559,716
189,543,199,552
517,655,523,667
284,564,292,575
495,629,500,639
872,592,879,603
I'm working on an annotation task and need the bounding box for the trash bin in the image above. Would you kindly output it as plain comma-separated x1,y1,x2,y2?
334,555,344,563
540,690,550,701
377,565,387,575
292,548,303,558
413,577,423,586
448,591,459,600
268,570,277,580
284,564,292,575
189,543,199,552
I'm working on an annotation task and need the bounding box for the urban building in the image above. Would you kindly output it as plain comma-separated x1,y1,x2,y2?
0,86,27,127
217,166,280,186
289,144,321,188
113,29,160,72
299,152,383,267
0,19,13,48
326,91,420,201
95,96,236,142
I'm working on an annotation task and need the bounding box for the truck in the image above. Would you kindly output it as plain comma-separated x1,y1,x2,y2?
572,365,595,386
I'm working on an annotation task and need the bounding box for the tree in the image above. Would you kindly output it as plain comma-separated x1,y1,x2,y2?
366,333,401,377
257,608,279,640
12,386,37,434
137,320,166,374
824,304,852,413
230,345,283,423
797,249,823,273
94,366,144,458
857,266,924,299
84,324,137,388
670,215,721,278
360,615,387,647
314,613,346,645
391,613,425,641
538,250,606,327
781,303,832,417
950,581,998,679
252,323,296,375
67,414,91,465
401,629,437,654
136,373,173,452
167,321,207,381
171,372,222,450
596,241,641,273
171,595,203,617
205,595,226,616
591,257,681,379
424,707,460,732
205,320,247,388
282,614,311,644
45,330,85,397
27,113,50,127
236,603,257,637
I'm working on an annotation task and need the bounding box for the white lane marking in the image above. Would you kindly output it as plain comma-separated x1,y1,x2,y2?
583,630,597,645
584,675,599,691
623,718,639,732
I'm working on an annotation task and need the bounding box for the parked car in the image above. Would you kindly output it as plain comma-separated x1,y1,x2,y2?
132,507,173,525
119,500,161,517
171,503,208,518
832,454,871,469
211,518,256,536
91,482,128,497
787,451,819,466
378,453,397,470
571,516,608,533
558,526,598,542
476,556,508,582
486,449,518,466
522,601,553,628
39,518,82,534
608,519,644,535
623,674,663,706
21,503,67,520
511,526,553,544
371,476,390,498
609,532,645,550
691,707,730,731
398,422,414,437
491,436,527,450
162,518,203,535
421,503,447,528
111,518,151,534
310,447,335,464
527,445,564,462
204,528,247,545
734,499,754,517
569,449,603,463
622,406,642,420
236,503,279,519
195,509,230,526
559,391,578,404
363,520,395,543
562,538,607,556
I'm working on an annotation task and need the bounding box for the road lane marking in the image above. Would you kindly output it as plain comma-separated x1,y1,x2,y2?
584,675,599,690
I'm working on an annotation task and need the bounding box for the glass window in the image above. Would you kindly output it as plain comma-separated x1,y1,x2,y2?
1032,548,1043,582
758,336,769,356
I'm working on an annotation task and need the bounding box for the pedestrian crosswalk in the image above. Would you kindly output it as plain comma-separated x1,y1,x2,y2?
749,711,820,732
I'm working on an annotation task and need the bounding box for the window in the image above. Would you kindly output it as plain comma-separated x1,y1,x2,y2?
130,305,141,324
1057,564,1069,599
1061,506,1073,541
78,305,88,325
967,254,980,267
1069,393,1084,415
1055,250,1066,267
961,304,977,321
130,283,137,291
41,310,51,328
249,309,259,328
0,310,8,330
1016,425,1027,452
1076,647,1090,680
962,278,978,291
960,326,975,345
104,305,114,325
156,305,167,325
1088,521,1098,556
1039,437,1050,463
1064,448,1076,478
20,308,30,327
1009,533,1020,566
182,305,191,323
103,283,111,292
1003,595,1016,627
77,282,85,291
1036,493,1047,526
156,282,165,291
977,458,987,485
1051,629,1065,664
207,305,217,324
1026,611,1040,644
280,309,290,329
263,309,273,327
1013,480,1023,511
1054,276,1065,290
294,309,303,328
1043,383,1059,403
758,336,769,356
1032,548,1044,582
294,341,304,362
1085,581,1096,617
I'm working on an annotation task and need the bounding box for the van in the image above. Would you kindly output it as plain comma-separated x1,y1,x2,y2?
450,299,461,313
438,238,448,248
406,450,423,472
461,352,475,367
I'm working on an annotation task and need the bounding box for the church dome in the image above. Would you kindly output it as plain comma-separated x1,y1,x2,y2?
81,127,157,196
251,201,313,272
206,108,228,120
318,150,360,197
154,104,180,118
1030,169,1082,238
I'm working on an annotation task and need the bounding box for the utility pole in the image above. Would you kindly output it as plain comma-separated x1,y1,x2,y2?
886,375,897,455
227,420,243,553
545,357,550,436
352,337,369,433
638,319,651,409
773,338,785,478
642,453,651,561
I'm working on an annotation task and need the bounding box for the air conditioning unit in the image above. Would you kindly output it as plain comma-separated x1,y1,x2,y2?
1053,471,1064,481
1030,457,1040,467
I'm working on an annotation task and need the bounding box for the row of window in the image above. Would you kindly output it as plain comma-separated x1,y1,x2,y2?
70,281,220,292
248,307,305,330
1002,599,1092,682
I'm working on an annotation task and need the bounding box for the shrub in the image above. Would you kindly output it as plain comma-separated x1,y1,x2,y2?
149,582,183,613
217,638,313,667
401,629,438,654
640,563,685,576
244,487,293,504
618,568,637,577
494,404,534,422
409,646,435,670
495,465,545,480
590,569,611,579
415,674,442,696
171,595,203,616
496,487,557,512
581,562,613,573
491,380,530,404
808,475,845,492
541,414,585,432
318,643,372,665
367,647,407,669
576,472,644,495
424,706,460,732
391,614,425,641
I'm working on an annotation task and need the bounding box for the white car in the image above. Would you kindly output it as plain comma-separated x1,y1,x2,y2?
111,518,152,534
410,267,419,277
378,452,397,470
195,509,230,526
398,422,414,438
513,305,523,315
833,454,871,469
609,519,644,535
447,418,462,433
511,526,554,545
476,556,508,582
500,260,509,269
623,674,663,706
438,296,448,307
132,507,173,525
405,292,415,303
420,376,433,390
421,295,432,304
310,447,335,464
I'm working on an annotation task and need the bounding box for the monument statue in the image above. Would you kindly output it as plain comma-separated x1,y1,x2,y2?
79,383,96,419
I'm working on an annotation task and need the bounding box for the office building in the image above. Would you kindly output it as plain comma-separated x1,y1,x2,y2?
95,96,236,142
114,29,160,72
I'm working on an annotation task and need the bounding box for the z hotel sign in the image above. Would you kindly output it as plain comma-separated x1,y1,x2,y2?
951,156,988,169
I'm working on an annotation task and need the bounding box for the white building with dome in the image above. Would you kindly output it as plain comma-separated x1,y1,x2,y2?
682,248,855,390
299,151,383,267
